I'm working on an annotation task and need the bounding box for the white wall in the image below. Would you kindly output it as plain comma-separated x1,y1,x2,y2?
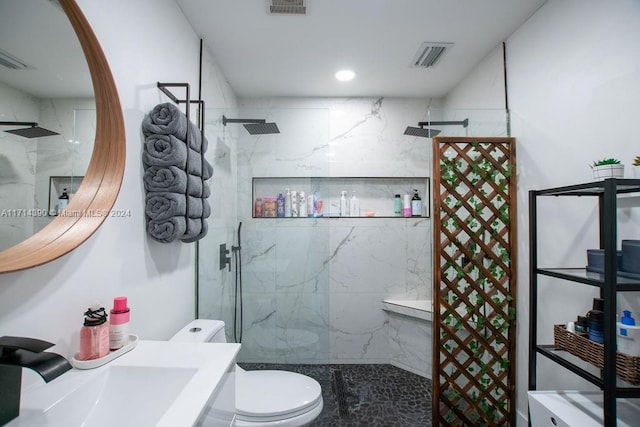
445,0,640,424
0,0,236,372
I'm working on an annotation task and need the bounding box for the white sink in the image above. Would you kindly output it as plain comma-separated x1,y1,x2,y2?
8,341,240,427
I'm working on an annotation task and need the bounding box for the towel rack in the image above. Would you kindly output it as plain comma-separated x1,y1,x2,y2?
156,82,207,223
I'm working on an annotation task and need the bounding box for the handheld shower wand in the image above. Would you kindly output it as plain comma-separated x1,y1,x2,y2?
232,222,243,343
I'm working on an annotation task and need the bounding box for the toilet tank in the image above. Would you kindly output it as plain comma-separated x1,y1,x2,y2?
169,319,227,343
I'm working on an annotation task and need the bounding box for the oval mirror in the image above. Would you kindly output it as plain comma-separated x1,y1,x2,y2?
0,0,125,273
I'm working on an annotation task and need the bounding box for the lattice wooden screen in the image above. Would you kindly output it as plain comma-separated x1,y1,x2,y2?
432,137,517,426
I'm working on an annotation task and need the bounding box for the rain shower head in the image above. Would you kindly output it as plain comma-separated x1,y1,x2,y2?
1,121,59,138
403,118,469,138
403,127,441,138
222,115,280,135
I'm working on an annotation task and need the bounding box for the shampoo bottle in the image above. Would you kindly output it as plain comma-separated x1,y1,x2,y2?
403,194,411,217
349,191,360,217
393,194,402,217
58,188,69,214
284,188,292,217
299,191,308,217
340,191,349,217
109,296,130,350
79,305,109,360
276,193,285,217
411,189,422,217
291,191,298,217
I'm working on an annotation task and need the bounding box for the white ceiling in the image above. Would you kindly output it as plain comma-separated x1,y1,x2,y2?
175,0,547,98
0,0,92,99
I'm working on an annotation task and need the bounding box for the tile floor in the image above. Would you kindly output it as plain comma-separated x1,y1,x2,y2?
239,363,432,426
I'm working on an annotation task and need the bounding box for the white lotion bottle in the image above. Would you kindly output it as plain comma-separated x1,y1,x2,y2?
349,191,360,217
291,191,298,217
340,190,349,217
284,188,292,217
299,191,307,217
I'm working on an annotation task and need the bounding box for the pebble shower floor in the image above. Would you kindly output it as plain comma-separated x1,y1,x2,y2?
239,363,432,426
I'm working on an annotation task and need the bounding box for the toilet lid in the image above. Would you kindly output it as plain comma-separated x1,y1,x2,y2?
236,370,322,419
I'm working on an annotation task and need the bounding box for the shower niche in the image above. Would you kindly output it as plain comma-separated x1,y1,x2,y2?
252,176,430,218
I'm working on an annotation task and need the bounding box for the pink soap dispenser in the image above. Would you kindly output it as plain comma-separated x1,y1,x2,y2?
109,296,130,350
79,306,109,360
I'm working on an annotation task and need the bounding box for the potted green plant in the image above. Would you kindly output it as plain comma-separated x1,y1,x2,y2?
591,158,624,180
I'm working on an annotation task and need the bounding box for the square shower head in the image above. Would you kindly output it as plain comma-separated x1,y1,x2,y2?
403,126,441,138
5,126,59,138
243,122,280,135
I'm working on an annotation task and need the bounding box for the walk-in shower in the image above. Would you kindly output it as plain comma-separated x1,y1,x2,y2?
222,115,280,135
0,121,59,138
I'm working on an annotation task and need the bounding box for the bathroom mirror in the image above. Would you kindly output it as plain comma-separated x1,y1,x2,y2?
0,0,125,273
0,0,95,252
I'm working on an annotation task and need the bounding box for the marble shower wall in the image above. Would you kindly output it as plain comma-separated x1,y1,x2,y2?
235,97,437,364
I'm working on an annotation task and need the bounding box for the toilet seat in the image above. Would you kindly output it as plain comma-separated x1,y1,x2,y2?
235,370,323,426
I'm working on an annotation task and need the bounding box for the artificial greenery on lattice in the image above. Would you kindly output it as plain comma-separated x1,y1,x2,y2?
433,137,517,427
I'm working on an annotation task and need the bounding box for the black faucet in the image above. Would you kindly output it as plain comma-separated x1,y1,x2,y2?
0,336,72,425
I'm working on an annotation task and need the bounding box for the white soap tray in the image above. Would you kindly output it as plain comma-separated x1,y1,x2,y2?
71,334,138,369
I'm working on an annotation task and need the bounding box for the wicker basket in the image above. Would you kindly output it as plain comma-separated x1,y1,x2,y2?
553,324,640,385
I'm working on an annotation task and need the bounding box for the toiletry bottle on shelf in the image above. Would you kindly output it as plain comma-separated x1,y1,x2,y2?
313,193,324,217
277,193,285,217
308,193,316,217
618,310,640,356
284,188,292,217
79,305,109,360
254,197,264,217
394,194,402,217
299,191,308,217
291,191,299,217
109,296,130,350
340,191,349,217
58,188,69,214
587,297,604,344
349,191,360,217
403,194,411,217
411,189,422,217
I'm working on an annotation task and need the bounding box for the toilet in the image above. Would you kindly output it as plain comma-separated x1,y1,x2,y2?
170,319,323,427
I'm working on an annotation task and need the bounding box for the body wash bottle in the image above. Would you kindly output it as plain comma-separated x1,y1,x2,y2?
403,194,411,217
109,296,130,350
349,191,360,217
411,189,422,217
79,306,109,360
299,191,307,217
340,191,349,216
284,188,292,217
291,191,298,217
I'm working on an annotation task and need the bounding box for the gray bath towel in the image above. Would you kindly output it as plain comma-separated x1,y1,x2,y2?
142,103,207,152
147,216,186,243
146,192,211,220
143,134,213,179
181,218,209,243
143,166,210,197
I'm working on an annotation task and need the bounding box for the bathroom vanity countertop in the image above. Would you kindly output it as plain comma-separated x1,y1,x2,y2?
12,341,241,427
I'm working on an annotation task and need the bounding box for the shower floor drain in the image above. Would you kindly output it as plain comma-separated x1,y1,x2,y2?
332,369,350,417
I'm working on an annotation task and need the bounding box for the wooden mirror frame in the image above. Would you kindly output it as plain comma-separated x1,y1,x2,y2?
0,0,125,273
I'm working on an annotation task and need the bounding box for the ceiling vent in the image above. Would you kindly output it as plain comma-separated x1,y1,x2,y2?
411,42,453,68
0,48,31,70
270,0,306,15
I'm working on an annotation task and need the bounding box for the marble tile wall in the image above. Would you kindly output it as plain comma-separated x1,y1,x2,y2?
233,97,436,364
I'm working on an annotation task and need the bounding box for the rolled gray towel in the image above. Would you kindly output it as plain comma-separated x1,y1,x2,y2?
143,134,214,179
142,103,207,152
147,216,186,243
181,218,209,243
143,166,209,197
146,192,211,220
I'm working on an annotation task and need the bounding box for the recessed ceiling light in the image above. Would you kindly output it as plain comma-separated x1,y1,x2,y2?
334,69,355,82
